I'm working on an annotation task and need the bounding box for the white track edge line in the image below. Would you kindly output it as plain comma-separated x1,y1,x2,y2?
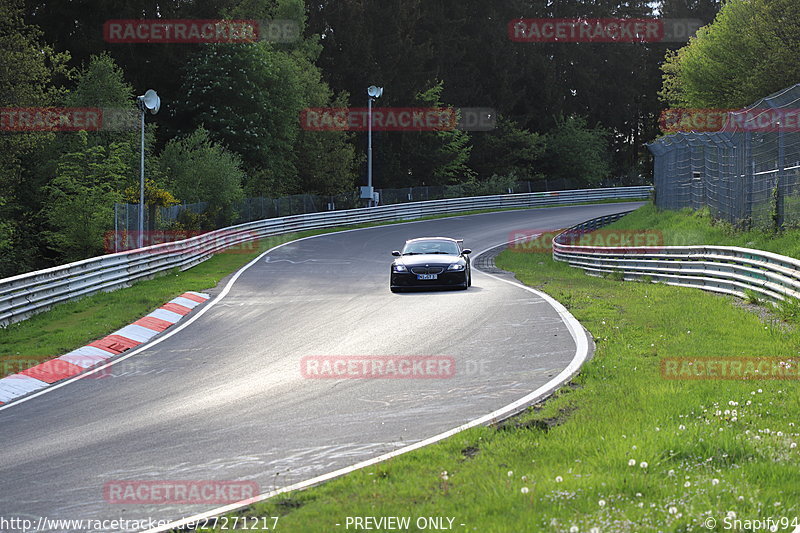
142,234,592,533
0,204,618,412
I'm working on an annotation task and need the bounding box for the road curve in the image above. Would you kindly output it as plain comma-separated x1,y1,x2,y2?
0,203,640,531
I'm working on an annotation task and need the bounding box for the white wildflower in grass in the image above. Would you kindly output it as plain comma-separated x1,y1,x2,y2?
638,502,644,508
758,388,763,393
777,431,783,437
669,506,678,514
727,511,736,519
668,469,675,477
640,461,648,468
711,479,719,486
679,424,686,430
570,526,579,533
555,476,563,483
628,459,636,466
636,492,642,497
507,470,513,477
521,475,528,481
590,528,600,533
440,471,449,481
684,481,691,487
521,487,529,494
738,496,745,501
774,502,781,507
791,443,797,449
599,499,606,507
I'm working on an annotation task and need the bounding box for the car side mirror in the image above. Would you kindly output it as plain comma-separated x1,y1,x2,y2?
392,250,401,256
462,249,472,255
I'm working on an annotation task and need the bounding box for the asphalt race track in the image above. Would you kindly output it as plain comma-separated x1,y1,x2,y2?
0,203,641,532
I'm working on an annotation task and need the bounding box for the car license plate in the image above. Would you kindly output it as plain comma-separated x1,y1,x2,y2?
417,274,437,280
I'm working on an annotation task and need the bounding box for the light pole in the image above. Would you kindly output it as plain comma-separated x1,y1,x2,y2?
136,89,160,248
366,85,383,207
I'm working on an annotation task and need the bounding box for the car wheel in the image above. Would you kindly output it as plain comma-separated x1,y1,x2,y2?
390,286,401,293
467,269,472,287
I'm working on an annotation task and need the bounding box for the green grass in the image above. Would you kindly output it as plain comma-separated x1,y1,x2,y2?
197,205,800,532
605,203,800,259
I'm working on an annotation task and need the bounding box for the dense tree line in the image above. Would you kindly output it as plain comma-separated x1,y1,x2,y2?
661,0,800,108
1,0,725,276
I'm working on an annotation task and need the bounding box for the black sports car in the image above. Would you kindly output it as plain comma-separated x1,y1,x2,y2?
390,237,472,292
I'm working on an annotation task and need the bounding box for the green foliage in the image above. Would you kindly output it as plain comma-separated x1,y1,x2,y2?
469,116,545,182
389,81,475,186
64,52,133,108
743,289,762,305
44,131,129,261
661,0,800,108
776,297,800,323
158,127,246,228
0,0,72,276
540,116,611,186
176,43,303,195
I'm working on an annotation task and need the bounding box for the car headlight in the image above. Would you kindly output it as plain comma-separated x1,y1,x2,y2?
393,264,407,272
448,263,465,271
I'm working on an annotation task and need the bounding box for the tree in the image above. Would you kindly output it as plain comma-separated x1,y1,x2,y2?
175,43,303,195
0,0,71,276
158,127,246,228
660,0,800,108
386,81,475,187
469,116,545,182
45,132,129,261
541,116,611,186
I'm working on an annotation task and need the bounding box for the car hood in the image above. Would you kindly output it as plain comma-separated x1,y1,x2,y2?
395,254,462,266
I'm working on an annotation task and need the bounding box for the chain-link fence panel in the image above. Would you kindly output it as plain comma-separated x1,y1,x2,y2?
649,83,800,229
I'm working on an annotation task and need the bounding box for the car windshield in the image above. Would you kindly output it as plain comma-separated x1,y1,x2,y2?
402,240,460,255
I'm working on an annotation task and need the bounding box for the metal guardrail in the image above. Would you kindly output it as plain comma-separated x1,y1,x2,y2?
553,211,800,303
0,186,651,326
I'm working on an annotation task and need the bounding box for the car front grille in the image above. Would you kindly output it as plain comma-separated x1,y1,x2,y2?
410,266,445,275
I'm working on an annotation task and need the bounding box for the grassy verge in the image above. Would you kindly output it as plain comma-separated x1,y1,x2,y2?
605,203,800,259
202,206,800,532
0,199,643,374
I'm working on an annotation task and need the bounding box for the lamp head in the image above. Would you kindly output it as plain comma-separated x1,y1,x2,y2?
140,89,160,115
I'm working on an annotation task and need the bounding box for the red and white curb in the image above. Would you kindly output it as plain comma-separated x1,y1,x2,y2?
0,291,209,405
